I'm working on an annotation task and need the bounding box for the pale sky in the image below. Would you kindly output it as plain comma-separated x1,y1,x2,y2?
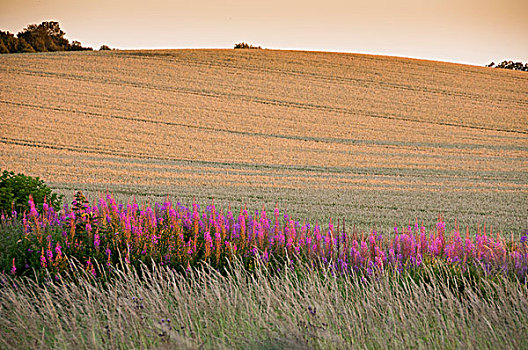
1,0,527,66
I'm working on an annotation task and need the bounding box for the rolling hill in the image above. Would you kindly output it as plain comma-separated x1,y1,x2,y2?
0,49,527,232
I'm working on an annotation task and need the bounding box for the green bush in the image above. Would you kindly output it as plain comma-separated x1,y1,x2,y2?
0,170,63,215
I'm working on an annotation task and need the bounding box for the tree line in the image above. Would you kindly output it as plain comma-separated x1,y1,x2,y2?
0,21,110,54
487,60,528,72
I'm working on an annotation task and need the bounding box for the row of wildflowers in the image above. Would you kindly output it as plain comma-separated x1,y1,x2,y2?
1,192,527,282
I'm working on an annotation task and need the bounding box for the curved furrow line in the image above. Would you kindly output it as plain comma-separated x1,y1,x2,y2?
2,100,527,151
0,135,327,173
2,136,524,182
113,52,528,107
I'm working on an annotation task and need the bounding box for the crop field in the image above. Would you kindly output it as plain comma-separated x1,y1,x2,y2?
0,49,527,233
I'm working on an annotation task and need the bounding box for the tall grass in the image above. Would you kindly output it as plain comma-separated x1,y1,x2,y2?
1,258,527,349
1,193,527,348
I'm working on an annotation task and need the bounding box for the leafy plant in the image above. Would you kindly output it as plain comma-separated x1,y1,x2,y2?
0,170,63,215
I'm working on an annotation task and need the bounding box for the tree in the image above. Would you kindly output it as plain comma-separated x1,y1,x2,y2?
99,44,111,50
16,21,92,52
1,22,93,53
70,40,92,51
16,38,35,53
234,42,262,49
18,21,62,51
0,40,8,54
489,60,528,72
0,31,19,53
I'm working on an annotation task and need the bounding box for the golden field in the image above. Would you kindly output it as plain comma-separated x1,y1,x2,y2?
0,49,527,232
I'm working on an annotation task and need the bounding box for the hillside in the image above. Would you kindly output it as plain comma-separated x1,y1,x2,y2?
0,49,527,232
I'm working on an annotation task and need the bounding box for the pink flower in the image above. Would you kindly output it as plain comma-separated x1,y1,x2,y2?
10,258,16,275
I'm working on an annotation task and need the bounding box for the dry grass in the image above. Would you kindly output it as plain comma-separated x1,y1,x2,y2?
0,49,527,232
1,259,527,349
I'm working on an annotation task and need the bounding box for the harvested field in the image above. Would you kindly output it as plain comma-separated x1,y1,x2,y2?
0,49,527,232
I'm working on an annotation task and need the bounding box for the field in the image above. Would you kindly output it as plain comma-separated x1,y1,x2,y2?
1,49,527,233
1,48,528,348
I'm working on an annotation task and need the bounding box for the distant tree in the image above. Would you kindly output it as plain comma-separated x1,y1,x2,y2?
0,31,19,53
70,40,92,51
18,21,64,51
99,44,111,51
16,37,35,53
488,60,528,72
11,21,92,53
0,40,8,54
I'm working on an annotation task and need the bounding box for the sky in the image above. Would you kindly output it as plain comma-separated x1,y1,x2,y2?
1,0,527,66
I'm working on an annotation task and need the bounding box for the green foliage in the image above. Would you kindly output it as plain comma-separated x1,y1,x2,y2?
0,30,24,53
0,40,8,53
0,170,63,215
0,21,92,54
16,37,35,53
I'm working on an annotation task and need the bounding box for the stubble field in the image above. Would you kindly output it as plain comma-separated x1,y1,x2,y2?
0,49,527,233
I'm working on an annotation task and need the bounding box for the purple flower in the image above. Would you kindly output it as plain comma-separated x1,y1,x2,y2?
55,243,62,256
40,253,47,268
93,235,100,250
521,235,527,244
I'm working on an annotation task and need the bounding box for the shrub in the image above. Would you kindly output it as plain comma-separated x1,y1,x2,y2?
99,44,111,51
0,170,63,215
234,42,262,49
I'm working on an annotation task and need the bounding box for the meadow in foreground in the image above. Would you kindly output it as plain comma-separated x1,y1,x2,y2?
1,193,527,349
1,255,527,349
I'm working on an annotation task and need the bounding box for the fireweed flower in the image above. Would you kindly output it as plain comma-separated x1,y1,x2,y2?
94,234,100,249
40,249,47,268
86,259,96,277
106,248,112,266
28,197,39,217
55,243,62,257
8,193,528,280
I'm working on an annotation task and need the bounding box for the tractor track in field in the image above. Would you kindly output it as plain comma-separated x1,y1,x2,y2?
2,100,527,152
2,68,527,136
113,51,528,107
